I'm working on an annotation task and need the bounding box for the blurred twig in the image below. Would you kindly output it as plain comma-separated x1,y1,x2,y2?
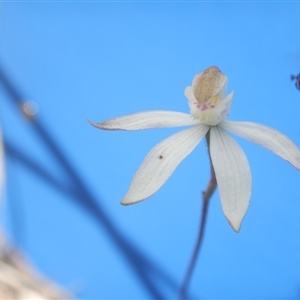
0,230,71,299
0,64,179,299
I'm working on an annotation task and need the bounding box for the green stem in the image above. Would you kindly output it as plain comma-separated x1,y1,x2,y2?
179,131,217,300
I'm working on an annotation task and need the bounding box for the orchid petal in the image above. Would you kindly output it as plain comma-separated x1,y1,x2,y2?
121,124,209,205
185,86,199,119
210,126,251,232
89,111,200,131
221,121,300,170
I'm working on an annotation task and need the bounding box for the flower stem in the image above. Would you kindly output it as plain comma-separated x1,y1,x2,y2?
179,131,217,300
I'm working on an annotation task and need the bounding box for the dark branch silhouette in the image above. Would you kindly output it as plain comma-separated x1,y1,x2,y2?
0,64,179,299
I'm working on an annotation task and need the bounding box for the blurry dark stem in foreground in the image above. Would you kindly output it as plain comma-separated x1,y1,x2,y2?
0,64,178,300
179,131,217,300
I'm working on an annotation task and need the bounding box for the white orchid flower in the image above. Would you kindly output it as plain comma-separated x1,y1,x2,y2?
90,66,300,232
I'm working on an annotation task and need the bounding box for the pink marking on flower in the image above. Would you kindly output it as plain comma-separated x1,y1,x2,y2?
200,103,210,111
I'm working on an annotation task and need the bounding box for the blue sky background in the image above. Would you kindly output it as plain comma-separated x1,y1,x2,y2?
1,2,300,299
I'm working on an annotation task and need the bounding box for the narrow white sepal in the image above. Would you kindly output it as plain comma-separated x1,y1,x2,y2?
221,121,300,170
121,124,210,205
89,111,200,131
210,126,252,232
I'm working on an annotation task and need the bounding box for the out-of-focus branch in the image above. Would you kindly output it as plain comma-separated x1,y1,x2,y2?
0,64,179,299
4,138,72,197
0,230,71,299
